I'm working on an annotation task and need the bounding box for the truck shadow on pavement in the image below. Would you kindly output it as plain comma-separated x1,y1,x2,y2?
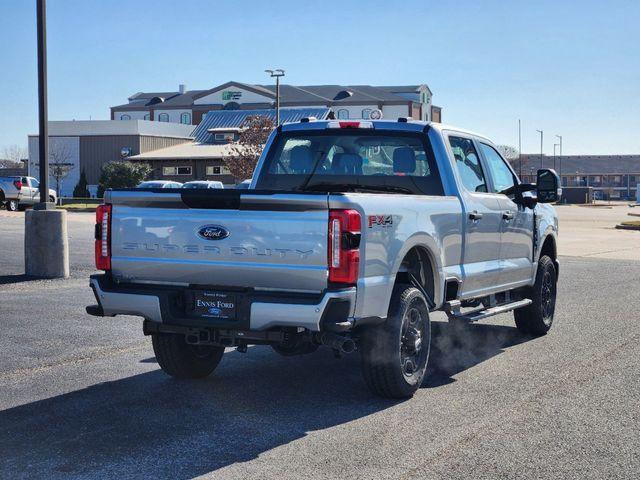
0,322,532,479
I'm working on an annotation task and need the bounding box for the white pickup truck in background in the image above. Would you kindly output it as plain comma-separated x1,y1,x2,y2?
0,176,57,211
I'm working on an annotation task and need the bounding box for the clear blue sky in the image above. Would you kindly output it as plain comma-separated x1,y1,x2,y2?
1,0,639,155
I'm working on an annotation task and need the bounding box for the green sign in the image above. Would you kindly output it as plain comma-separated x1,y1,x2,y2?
222,91,242,101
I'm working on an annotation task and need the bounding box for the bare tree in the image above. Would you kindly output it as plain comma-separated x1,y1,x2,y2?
497,145,519,161
0,144,27,169
225,116,275,181
49,142,74,202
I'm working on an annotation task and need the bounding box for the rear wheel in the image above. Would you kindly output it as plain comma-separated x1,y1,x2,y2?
360,286,431,398
152,333,225,379
514,255,557,335
6,200,18,212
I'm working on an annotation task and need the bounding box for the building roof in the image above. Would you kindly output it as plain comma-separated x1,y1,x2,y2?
128,142,234,160
519,154,640,175
155,90,208,107
192,108,331,142
28,120,194,138
128,91,180,101
113,83,430,110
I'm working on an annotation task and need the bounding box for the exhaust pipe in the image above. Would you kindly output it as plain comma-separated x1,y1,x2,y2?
320,332,356,354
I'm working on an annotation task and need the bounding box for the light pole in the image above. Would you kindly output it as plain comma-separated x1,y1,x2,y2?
555,134,563,180
265,69,285,126
518,119,522,177
25,0,69,278
36,0,52,210
536,129,543,169
553,143,559,171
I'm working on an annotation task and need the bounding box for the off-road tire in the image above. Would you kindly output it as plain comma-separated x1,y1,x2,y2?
6,200,18,212
360,286,431,399
514,255,557,335
152,333,225,379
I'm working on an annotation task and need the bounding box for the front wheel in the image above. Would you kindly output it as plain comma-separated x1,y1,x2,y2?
360,286,431,399
6,200,18,212
152,333,225,379
514,255,557,335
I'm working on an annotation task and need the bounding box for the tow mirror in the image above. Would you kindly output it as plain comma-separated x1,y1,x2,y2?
536,169,561,203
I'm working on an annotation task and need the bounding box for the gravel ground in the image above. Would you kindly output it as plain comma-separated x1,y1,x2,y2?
0,209,639,479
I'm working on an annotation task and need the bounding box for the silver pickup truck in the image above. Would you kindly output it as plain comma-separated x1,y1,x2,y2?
0,176,57,211
87,119,561,398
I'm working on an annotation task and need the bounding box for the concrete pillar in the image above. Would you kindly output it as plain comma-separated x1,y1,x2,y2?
24,209,69,278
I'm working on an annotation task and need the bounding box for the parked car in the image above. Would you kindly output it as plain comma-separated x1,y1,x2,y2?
0,176,57,211
87,119,561,398
136,180,183,189
236,179,252,189
182,181,224,189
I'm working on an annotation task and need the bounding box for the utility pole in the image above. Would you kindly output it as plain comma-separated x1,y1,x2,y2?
518,119,522,177
265,69,285,126
536,129,544,169
36,0,52,210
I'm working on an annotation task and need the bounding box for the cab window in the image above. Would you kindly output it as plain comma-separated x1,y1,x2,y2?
479,143,516,193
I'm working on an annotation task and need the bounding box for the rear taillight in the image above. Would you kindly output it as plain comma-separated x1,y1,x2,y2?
95,204,112,271
328,209,361,285
13,179,22,190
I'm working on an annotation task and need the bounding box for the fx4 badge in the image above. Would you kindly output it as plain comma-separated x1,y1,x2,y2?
368,215,393,228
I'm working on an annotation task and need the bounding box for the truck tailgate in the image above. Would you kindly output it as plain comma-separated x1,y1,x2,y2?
106,190,330,292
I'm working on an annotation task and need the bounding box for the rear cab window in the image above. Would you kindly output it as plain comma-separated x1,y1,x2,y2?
255,129,444,195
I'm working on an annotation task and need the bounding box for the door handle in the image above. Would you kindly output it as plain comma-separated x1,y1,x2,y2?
502,210,515,220
468,211,483,221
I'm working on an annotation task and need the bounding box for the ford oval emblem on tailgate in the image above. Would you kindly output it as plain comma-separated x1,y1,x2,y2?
197,225,230,241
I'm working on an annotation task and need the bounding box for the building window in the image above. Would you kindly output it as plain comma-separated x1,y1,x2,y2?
180,112,191,124
361,108,372,119
337,109,349,119
206,165,231,176
158,113,169,122
143,114,150,120
213,133,235,142
163,166,192,176
120,114,131,120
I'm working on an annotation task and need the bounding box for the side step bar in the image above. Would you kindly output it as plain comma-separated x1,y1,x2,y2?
445,299,532,323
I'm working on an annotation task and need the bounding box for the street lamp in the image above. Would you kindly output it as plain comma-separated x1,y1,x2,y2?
553,143,559,171
536,129,544,169
555,134,563,180
265,69,285,126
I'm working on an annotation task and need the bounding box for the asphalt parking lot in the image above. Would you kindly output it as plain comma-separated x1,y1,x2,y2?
1,207,639,479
